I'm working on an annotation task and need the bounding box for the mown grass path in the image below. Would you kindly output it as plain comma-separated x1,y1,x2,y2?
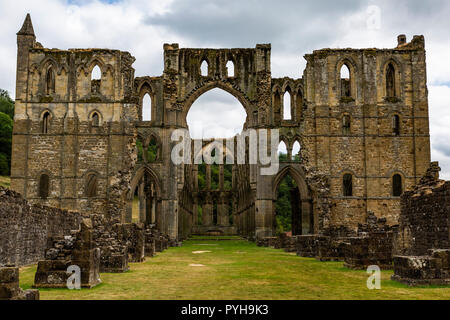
19,238,450,300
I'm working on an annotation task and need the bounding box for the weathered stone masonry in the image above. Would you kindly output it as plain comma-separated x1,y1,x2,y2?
0,187,81,267
10,15,431,241
392,162,449,286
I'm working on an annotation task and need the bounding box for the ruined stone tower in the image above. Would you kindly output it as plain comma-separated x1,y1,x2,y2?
11,15,431,240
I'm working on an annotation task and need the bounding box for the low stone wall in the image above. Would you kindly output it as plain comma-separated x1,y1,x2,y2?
343,231,396,270
392,250,450,286
0,187,82,267
294,213,397,269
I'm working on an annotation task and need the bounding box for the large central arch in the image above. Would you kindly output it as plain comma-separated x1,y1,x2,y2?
181,81,252,128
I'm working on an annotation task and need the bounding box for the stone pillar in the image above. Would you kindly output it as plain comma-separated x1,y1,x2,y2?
155,198,162,231
219,165,224,190
193,165,199,190
202,194,213,226
192,199,198,226
206,165,211,190
138,182,146,223
217,193,229,226
301,200,312,235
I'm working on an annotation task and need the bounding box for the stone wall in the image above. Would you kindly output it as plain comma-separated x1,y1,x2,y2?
0,187,82,267
396,163,450,256
392,163,450,286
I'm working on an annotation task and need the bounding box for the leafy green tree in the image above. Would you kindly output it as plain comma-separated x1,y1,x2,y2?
275,174,298,234
0,111,13,175
0,154,8,176
0,89,14,119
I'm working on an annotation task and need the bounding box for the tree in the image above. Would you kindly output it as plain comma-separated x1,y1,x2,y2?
0,89,14,119
0,111,13,175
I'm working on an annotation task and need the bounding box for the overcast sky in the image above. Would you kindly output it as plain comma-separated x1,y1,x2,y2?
0,0,449,179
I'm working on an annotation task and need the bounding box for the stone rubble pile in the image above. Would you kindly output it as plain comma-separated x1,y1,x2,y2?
34,218,101,288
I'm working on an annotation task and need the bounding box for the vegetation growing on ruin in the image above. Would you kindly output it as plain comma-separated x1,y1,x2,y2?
19,238,450,300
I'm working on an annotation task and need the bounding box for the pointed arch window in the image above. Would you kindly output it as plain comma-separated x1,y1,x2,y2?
142,93,152,121
393,174,403,197
292,141,301,161
91,112,100,127
46,67,55,95
226,60,235,77
340,64,351,98
386,63,396,98
343,173,353,197
86,173,98,198
343,115,351,135
42,111,51,134
200,60,208,77
283,89,292,120
91,65,101,94
278,141,288,161
39,174,49,199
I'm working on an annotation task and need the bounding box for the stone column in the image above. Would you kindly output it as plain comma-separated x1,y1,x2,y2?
217,193,229,226
219,165,224,190
193,165,199,190
192,199,198,226
206,164,212,190
202,193,213,226
138,182,146,223
301,199,312,235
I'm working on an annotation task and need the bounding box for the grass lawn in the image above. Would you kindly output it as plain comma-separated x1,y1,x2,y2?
0,176,10,188
19,238,450,300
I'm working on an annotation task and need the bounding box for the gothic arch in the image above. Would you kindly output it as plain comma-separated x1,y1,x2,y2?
336,57,358,99
138,82,155,122
272,165,311,201
182,81,252,126
128,165,162,201
380,57,403,99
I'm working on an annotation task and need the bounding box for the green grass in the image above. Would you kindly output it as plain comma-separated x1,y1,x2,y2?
0,176,10,188
19,238,450,300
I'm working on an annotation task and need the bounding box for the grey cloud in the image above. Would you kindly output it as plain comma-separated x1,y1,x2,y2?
146,0,365,52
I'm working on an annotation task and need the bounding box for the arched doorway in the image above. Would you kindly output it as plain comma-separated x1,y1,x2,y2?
273,166,313,236
128,166,161,228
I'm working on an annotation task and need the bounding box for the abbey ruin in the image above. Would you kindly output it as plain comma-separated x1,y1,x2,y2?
9,14,431,241
0,14,448,295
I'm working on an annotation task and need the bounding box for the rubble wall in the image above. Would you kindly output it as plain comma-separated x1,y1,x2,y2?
397,180,450,256
0,188,82,267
